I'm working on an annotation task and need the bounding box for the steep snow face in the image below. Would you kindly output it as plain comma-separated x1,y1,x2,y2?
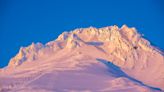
1,25,164,92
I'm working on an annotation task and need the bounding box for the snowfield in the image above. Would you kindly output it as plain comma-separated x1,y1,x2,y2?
0,25,163,92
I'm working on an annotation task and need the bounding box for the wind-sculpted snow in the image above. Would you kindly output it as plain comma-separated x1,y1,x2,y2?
0,25,163,92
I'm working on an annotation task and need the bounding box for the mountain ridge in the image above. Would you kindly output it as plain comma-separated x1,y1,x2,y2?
0,25,164,92
8,25,160,68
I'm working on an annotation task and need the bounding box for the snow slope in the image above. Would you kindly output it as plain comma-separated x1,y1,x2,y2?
0,25,163,92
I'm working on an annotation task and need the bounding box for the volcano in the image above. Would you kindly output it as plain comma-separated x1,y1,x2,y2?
0,25,163,92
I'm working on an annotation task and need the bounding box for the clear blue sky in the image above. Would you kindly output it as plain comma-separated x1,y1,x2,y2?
0,0,164,68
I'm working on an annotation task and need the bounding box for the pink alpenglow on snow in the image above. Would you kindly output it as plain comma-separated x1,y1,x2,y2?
0,25,164,92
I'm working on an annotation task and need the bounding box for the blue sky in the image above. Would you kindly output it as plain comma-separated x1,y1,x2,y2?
0,0,164,68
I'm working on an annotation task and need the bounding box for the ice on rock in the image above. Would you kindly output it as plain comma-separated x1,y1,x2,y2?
65,34,81,49
8,42,44,66
56,32,69,41
2,25,164,92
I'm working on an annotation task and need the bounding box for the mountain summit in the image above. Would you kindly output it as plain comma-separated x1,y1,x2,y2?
0,25,164,92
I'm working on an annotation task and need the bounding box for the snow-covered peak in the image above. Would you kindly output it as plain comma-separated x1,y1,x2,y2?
56,25,138,43
8,25,156,68
1,25,164,91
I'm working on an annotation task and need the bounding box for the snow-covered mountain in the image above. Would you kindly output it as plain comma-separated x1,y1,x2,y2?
0,25,163,92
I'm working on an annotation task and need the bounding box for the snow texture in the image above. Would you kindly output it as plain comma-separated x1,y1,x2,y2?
0,25,163,92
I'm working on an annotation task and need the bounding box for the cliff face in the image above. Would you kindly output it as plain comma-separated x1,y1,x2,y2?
1,25,164,92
